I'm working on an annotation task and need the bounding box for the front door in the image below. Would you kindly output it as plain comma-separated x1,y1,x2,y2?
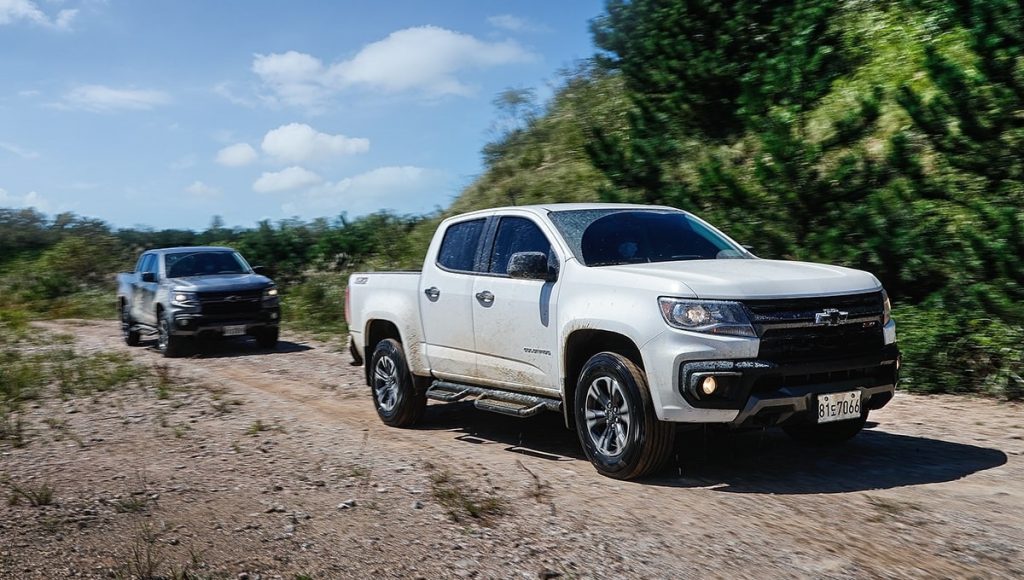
471,215,560,395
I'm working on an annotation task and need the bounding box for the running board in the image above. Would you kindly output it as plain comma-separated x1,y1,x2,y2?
426,380,562,417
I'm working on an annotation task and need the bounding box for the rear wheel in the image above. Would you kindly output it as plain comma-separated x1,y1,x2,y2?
782,412,868,445
369,339,426,428
574,352,674,480
120,303,140,347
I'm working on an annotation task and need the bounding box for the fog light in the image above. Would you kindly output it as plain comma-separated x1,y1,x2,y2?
701,376,718,395
270,312,278,320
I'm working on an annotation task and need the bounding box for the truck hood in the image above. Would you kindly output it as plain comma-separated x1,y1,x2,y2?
605,259,880,299
170,273,273,293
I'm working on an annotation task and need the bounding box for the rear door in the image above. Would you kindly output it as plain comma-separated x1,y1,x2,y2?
471,215,561,395
419,217,488,382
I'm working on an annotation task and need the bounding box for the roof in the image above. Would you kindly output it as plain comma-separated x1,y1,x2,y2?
145,246,237,254
447,202,680,221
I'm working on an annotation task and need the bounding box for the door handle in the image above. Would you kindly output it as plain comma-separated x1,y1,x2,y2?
424,286,440,300
475,291,494,304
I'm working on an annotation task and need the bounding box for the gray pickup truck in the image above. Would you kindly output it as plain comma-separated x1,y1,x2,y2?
116,246,280,357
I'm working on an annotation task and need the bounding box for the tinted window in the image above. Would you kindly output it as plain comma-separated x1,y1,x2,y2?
549,209,747,266
437,219,485,272
489,217,551,275
165,252,249,278
141,254,157,275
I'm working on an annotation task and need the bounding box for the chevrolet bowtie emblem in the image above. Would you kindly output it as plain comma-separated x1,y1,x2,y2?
814,308,848,326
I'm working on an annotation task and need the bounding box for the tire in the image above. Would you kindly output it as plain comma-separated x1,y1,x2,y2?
120,303,140,347
256,326,279,349
574,352,675,480
782,411,868,445
156,312,186,358
369,339,426,428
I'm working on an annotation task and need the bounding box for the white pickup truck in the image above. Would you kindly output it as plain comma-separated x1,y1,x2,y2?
346,203,899,479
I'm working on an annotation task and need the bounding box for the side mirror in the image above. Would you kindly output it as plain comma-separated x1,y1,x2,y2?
508,252,556,282
252,265,266,275
141,272,157,283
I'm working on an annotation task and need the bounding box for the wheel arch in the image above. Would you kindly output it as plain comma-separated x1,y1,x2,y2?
562,329,644,429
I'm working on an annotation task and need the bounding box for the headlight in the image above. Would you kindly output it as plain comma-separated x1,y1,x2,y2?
882,289,892,325
263,287,278,299
172,291,197,305
658,297,756,337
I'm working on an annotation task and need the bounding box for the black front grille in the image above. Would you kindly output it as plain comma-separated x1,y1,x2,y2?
752,366,874,393
744,292,885,363
198,290,262,316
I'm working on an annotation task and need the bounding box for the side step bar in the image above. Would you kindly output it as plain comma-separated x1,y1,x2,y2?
426,380,562,418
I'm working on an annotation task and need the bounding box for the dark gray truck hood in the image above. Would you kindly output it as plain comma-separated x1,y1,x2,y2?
169,274,273,293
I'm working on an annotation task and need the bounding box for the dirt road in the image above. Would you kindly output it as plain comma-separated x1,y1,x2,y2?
2,320,1022,578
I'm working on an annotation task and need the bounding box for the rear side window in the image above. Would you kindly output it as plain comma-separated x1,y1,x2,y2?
437,219,485,272
488,217,551,275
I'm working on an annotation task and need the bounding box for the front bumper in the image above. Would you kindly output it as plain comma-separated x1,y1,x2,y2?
170,307,280,337
678,344,900,427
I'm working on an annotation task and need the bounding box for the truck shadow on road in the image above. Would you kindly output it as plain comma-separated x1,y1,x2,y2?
423,404,1008,494
651,425,1008,494
142,338,313,358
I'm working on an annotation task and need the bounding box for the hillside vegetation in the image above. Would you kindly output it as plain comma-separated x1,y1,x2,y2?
1,0,1020,398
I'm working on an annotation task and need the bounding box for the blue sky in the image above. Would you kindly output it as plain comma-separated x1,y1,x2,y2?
0,0,603,230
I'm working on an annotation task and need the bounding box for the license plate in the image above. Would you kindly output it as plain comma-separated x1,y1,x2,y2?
816,390,862,424
223,325,246,337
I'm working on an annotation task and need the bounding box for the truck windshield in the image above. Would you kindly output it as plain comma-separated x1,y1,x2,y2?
548,209,748,266
164,251,251,278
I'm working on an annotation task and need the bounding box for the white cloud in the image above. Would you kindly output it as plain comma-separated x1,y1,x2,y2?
0,0,77,30
185,181,220,197
251,51,328,109
59,84,171,112
0,141,40,159
487,14,549,33
282,165,450,216
251,26,536,108
0,188,62,213
253,166,322,193
261,123,369,164
213,81,258,108
215,142,258,167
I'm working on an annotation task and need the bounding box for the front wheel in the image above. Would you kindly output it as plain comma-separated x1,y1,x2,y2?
369,339,426,428
157,315,186,358
574,352,674,480
255,327,279,349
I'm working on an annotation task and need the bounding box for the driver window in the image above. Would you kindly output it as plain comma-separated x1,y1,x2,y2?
141,254,157,276
488,217,552,275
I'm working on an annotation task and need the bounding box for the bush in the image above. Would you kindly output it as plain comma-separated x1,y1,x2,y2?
895,304,1024,400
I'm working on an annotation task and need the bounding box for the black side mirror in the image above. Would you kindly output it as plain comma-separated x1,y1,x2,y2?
141,272,157,283
252,265,266,275
508,252,556,282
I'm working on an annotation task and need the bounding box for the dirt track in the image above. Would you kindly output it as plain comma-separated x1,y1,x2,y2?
2,320,1023,579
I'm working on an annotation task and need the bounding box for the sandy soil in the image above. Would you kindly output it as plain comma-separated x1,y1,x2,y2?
1,319,1022,579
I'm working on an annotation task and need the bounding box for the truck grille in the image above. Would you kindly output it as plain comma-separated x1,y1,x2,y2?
198,290,262,316
743,292,885,363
